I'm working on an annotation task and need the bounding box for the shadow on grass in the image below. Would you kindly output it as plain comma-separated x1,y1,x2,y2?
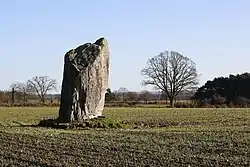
0,121,65,129
0,117,127,129
2,118,203,130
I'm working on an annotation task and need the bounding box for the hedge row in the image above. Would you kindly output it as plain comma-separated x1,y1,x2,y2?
0,103,60,107
0,102,249,108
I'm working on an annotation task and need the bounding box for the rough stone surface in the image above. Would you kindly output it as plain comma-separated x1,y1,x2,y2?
58,37,109,123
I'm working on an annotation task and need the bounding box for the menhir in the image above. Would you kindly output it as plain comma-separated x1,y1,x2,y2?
58,37,110,123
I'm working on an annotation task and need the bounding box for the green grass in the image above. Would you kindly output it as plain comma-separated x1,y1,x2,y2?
0,107,249,166
1,107,249,129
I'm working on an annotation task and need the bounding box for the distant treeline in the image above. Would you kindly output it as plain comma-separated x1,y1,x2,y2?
1,72,250,108
0,88,193,106
193,72,250,107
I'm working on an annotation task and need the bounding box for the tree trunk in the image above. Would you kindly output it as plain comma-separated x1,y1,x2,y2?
11,88,15,106
41,97,45,103
169,96,174,107
23,93,27,103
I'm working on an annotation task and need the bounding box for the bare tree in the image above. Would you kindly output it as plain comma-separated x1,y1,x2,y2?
117,87,129,101
126,91,138,101
27,76,57,103
138,90,153,103
141,51,198,107
10,82,30,103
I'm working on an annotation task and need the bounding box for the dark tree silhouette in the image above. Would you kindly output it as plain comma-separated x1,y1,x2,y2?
193,72,250,106
105,88,116,102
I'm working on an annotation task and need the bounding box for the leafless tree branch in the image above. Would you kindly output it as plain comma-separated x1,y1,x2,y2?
141,50,199,107
27,76,57,103
10,82,30,103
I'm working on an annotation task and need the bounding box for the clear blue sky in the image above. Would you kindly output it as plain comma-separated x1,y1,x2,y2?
1,0,249,92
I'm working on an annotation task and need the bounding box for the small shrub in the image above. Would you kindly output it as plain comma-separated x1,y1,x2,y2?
228,102,235,108
175,102,196,108
220,104,228,108
204,103,215,108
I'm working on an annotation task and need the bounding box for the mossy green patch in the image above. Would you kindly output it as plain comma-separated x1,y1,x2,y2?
37,116,127,129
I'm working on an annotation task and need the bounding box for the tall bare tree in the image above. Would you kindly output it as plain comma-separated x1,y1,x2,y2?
10,82,30,103
141,51,198,107
27,76,57,103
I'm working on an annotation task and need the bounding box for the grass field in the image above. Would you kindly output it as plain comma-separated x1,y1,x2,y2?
0,107,249,166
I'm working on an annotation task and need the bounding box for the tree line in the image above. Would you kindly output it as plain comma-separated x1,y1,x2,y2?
192,72,250,107
0,84,193,106
1,49,249,108
0,76,58,105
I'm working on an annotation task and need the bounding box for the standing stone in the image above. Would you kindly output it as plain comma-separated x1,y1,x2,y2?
58,37,110,123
